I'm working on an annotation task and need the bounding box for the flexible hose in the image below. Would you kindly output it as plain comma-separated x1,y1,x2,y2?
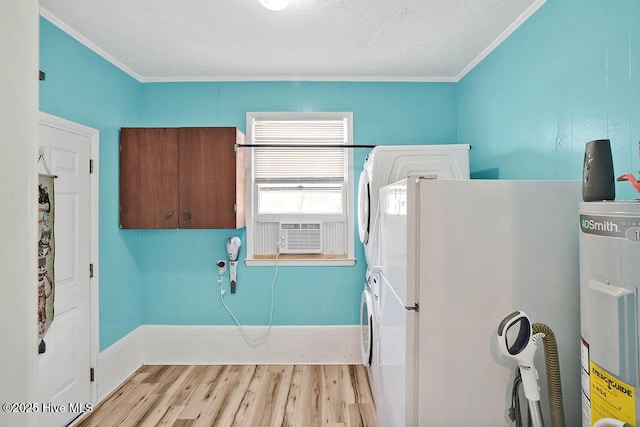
532,323,565,427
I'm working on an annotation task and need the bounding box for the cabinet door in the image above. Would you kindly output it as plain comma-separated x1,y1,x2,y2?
178,127,242,229
120,128,179,228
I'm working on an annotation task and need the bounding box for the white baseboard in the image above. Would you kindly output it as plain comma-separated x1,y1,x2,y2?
95,325,360,402
142,325,361,365
95,327,143,401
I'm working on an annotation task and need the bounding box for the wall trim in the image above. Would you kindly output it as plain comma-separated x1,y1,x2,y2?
455,0,547,81
95,327,143,401
95,324,360,401
142,325,361,365
42,2,545,84
39,7,144,82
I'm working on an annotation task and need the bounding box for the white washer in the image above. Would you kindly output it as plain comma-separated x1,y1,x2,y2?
360,286,374,367
357,144,470,266
360,269,380,396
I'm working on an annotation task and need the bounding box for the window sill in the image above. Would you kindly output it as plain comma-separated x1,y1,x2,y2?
245,254,356,267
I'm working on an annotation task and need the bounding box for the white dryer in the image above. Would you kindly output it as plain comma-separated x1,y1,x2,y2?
357,144,470,266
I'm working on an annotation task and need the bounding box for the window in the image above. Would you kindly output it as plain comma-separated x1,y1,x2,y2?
245,112,355,266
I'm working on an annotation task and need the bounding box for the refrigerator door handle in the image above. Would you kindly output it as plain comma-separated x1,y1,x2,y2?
406,303,419,312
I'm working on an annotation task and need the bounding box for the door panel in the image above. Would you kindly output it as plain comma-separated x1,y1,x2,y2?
178,127,237,229
52,310,76,392
37,119,93,427
52,193,76,282
120,128,179,228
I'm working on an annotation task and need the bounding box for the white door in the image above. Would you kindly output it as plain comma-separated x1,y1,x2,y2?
357,169,370,244
360,289,373,367
37,114,95,427
376,274,415,427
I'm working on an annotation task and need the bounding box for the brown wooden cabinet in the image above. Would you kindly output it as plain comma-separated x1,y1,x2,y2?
120,127,245,229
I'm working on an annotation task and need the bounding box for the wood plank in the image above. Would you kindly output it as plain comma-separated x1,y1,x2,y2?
348,403,364,427
230,365,268,425
253,367,288,427
134,366,195,427
175,365,227,420
114,366,194,427
350,364,374,404
303,365,323,427
76,365,378,427
141,364,171,383
359,403,378,427
323,365,347,424
76,371,150,427
153,405,185,426
116,392,163,426
81,382,156,426
135,394,182,427
150,365,186,392
191,366,239,426
211,365,256,426
262,365,295,426
282,365,304,427
169,365,209,406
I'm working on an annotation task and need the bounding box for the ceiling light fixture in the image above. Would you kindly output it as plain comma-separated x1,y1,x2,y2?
259,0,290,11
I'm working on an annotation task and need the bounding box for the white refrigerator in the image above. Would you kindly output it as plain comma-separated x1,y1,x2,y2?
375,178,582,427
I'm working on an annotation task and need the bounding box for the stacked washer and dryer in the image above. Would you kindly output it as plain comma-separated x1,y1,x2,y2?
357,144,470,401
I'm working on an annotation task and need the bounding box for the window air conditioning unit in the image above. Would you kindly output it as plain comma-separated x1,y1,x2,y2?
278,222,323,254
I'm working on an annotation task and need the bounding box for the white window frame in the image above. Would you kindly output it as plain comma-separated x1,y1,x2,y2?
245,112,355,266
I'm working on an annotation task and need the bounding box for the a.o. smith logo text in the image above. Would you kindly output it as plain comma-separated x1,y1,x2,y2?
579,214,633,238
581,218,620,233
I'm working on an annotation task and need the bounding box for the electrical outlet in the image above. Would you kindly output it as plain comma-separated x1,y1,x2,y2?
217,260,227,275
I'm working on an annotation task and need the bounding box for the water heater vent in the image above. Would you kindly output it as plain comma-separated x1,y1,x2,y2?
278,222,323,254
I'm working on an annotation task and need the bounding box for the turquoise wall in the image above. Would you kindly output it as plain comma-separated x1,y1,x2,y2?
39,17,458,347
458,0,640,200
39,18,143,350
134,82,458,326
44,0,640,350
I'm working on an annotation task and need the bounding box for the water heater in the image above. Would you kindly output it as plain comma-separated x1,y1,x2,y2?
580,202,640,426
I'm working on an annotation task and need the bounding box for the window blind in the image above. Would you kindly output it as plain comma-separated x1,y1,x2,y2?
253,119,347,182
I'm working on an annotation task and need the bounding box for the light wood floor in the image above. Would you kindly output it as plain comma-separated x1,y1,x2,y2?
76,365,377,427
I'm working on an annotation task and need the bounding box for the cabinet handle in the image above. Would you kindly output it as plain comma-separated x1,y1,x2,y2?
164,211,174,219
183,212,192,221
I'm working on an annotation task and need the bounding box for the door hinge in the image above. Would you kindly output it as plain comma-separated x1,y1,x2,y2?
234,203,238,212
90,368,95,382
89,263,94,278
89,159,94,174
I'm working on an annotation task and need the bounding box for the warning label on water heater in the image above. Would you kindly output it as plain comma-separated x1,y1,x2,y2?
589,360,636,425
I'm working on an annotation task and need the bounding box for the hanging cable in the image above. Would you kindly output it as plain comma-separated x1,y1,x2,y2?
218,254,279,347
509,367,524,427
37,152,58,178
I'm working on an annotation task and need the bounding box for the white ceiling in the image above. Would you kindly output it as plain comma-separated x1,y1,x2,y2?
39,0,544,83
